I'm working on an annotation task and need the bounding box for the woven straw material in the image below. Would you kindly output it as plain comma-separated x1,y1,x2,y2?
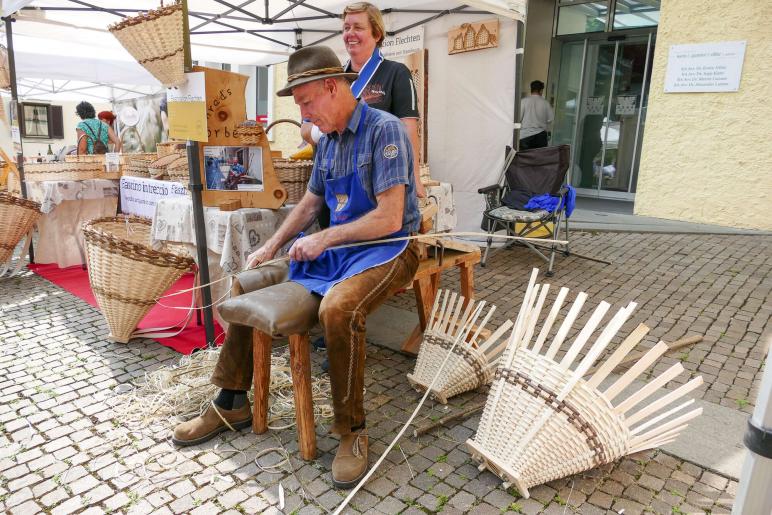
156,140,186,157
122,154,156,178
0,192,41,264
148,152,184,180
167,156,189,184
234,123,266,145
23,162,103,182
274,159,312,203
108,3,185,87
83,216,194,343
466,268,703,498
63,155,123,180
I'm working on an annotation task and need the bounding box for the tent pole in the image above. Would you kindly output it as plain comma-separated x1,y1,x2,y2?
181,0,216,347
3,15,34,263
513,18,524,149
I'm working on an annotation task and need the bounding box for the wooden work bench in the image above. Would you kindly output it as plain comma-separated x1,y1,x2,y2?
401,244,481,354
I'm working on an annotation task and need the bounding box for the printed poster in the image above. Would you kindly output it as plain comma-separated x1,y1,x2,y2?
167,72,207,142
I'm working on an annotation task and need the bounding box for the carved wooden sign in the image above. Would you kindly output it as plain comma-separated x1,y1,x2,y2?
448,19,499,55
194,66,286,209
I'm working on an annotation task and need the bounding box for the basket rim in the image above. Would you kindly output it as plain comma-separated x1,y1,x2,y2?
0,192,42,212
82,215,193,270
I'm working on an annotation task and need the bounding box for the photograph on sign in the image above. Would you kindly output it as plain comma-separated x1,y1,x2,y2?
204,146,263,191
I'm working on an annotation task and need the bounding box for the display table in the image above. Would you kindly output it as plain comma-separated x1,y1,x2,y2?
26,179,119,268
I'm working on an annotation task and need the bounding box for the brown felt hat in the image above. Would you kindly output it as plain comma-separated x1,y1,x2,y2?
277,46,358,97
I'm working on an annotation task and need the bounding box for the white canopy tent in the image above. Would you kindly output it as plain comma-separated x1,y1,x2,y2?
4,0,526,231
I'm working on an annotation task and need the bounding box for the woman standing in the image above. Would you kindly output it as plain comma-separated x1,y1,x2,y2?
75,101,122,154
302,2,425,198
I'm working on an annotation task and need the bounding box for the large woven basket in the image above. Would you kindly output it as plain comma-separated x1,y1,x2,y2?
63,154,122,180
0,192,41,265
265,118,312,203
24,162,103,182
83,216,194,343
466,269,703,498
122,154,157,178
108,2,185,88
407,290,512,403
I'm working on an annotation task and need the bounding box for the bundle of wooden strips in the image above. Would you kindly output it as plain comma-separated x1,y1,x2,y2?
23,162,103,182
82,216,194,343
466,268,703,499
0,192,40,266
108,2,185,87
407,290,513,403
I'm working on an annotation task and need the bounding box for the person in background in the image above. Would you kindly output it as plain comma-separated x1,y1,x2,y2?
302,1,425,199
75,101,121,154
519,80,554,151
97,110,123,153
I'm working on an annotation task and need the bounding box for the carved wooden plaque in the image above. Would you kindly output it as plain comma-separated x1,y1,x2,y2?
448,19,499,55
194,66,286,208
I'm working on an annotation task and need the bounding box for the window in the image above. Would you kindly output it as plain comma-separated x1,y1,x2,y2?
557,2,609,35
613,0,660,30
20,103,64,139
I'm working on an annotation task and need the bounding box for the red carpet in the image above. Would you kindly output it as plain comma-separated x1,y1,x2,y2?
29,263,223,354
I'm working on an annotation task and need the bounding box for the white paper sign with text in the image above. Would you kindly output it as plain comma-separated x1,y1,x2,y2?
381,27,424,59
120,176,188,218
665,41,746,93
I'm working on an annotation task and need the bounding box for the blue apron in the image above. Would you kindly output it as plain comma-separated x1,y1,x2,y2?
289,104,408,296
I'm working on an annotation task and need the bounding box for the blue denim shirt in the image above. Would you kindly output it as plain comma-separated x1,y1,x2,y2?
307,101,420,234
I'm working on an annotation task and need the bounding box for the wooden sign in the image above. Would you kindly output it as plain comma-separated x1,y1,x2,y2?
194,66,286,209
448,19,499,55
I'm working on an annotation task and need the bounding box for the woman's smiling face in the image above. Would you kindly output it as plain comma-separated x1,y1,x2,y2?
343,11,378,62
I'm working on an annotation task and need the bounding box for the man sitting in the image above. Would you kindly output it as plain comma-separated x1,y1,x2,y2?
172,45,421,489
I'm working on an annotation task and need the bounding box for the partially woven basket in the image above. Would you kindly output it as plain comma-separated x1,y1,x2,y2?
108,2,185,88
0,192,41,265
407,290,513,403
265,118,312,203
23,162,103,182
82,216,194,343
466,269,703,498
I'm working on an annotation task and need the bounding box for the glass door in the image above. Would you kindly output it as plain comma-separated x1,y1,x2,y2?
550,33,654,199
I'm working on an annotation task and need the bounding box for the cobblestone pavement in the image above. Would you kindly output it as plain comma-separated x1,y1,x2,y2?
1,231,769,514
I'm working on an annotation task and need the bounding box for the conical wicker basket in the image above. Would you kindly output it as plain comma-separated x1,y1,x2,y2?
407,290,514,403
0,192,41,266
108,2,185,88
466,269,703,498
82,216,194,343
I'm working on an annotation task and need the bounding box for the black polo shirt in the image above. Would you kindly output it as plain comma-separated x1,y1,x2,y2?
346,59,419,119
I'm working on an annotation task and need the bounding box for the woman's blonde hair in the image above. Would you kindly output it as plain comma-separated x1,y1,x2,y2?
343,2,386,47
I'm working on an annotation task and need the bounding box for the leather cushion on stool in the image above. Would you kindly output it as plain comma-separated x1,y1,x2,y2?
232,261,289,296
218,281,321,336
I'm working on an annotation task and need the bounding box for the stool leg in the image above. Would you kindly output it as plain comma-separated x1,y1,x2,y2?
289,333,316,460
252,330,272,434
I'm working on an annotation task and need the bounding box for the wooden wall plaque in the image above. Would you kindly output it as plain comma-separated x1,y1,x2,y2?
194,66,286,209
448,19,499,55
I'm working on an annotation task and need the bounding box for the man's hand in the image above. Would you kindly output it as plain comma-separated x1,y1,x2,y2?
289,232,328,262
416,180,427,199
245,244,277,270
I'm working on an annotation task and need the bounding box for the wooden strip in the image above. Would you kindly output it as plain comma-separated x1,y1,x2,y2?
502,269,539,368
441,292,459,334
447,293,465,338
625,376,704,426
426,282,443,331
468,303,494,345
630,399,694,436
573,302,637,378
628,408,702,448
614,362,685,414
603,340,668,402
454,300,476,341
545,291,588,360
559,301,611,370
522,284,550,350
434,289,450,333
477,319,514,355
586,323,650,389
531,286,569,354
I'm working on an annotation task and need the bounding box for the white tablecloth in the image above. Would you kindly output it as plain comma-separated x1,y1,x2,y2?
425,182,456,232
26,179,119,267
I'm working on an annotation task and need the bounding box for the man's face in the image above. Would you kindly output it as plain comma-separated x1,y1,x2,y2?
293,80,337,133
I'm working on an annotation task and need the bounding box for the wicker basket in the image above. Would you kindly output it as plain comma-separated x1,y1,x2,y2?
0,192,41,265
122,154,157,178
466,269,703,498
157,140,186,157
167,156,189,184
23,162,103,182
63,154,124,180
83,216,194,343
274,159,312,204
234,121,266,145
407,290,512,403
148,153,184,180
108,3,185,88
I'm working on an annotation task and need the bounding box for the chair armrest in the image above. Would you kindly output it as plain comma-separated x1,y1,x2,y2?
477,184,501,195
478,184,504,211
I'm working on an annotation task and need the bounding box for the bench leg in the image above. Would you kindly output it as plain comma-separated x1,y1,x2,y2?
401,274,439,355
460,262,475,303
252,330,272,435
289,333,317,460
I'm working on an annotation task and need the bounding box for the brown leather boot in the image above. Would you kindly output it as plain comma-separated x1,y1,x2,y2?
172,401,252,446
331,429,368,489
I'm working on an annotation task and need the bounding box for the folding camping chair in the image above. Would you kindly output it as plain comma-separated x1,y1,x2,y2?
478,144,571,276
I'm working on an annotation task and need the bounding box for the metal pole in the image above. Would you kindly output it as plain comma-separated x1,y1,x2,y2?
513,19,524,149
182,0,216,346
733,342,772,515
3,15,34,263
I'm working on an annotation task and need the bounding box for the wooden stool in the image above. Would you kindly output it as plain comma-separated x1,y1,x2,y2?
218,280,321,460
401,244,481,354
